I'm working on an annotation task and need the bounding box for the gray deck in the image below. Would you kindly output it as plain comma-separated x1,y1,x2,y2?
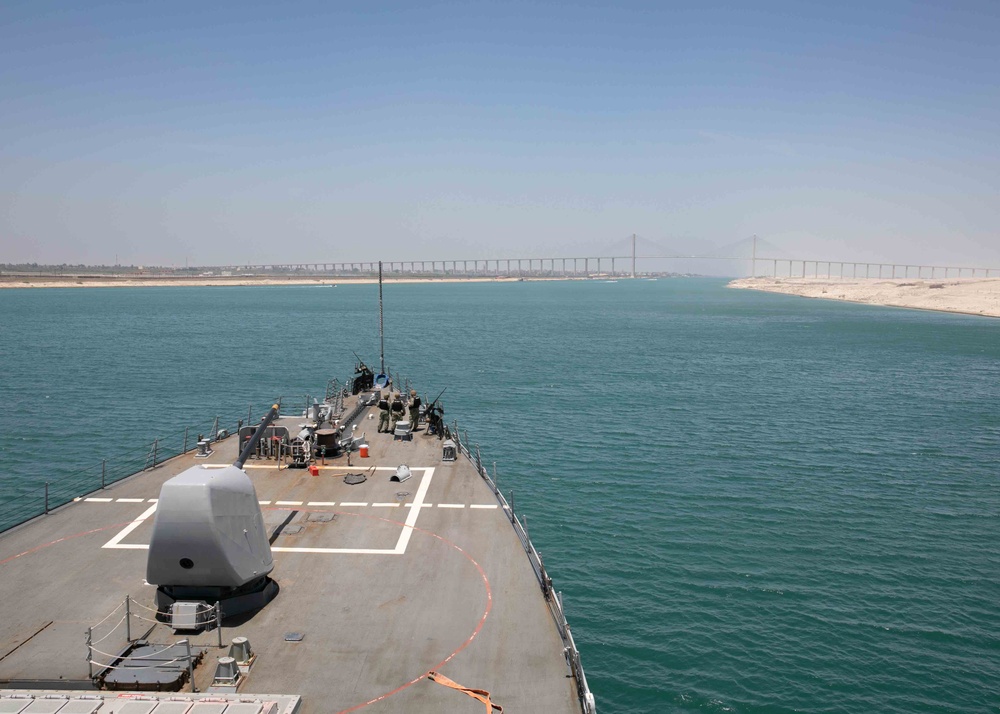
0,396,581,713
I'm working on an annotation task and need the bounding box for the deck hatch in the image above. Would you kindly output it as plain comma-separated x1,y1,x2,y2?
140,704,190,714
116,703,158,714
216,704,264,714
50,701,101,714
21,699,67,714
186,704,227,714
0,699,33,714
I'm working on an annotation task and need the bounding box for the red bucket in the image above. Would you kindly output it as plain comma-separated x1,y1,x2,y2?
359,445,369,458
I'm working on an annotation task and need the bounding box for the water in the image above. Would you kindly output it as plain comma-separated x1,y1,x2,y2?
1,279,998,713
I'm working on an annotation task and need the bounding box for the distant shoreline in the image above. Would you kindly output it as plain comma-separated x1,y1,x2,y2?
728,277,1000,318
0,274,587,289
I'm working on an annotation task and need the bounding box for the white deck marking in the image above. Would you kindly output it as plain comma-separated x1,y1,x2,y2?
271,468,434,555
307,466,401,471
271,546,401,554
102,503,157,549
339,502,368,507
392,467,433,554
116,498,145,503
470,504,499,509
85,498,113,502
259,500,271,505
98,468,448,555
275,500,303,506
205,463,404,471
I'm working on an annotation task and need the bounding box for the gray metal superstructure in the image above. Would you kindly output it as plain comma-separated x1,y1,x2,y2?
0,384,594,713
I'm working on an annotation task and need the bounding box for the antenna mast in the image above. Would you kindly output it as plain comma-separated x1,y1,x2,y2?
378,260,385,374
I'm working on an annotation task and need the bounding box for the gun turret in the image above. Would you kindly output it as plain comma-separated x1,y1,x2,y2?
146,405,281,617
351,351,375,393
424,388,447,438
424,387,447,415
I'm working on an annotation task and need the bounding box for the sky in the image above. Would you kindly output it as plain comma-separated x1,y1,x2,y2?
1,1,998,268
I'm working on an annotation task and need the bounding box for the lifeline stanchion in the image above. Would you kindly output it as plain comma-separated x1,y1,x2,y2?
86,627,93,679
183,639,195,692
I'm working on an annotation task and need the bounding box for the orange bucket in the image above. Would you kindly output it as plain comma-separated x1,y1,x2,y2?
359,445,369,458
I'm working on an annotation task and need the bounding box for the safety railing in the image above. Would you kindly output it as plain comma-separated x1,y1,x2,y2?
0,409,259,535
86,595,222,691
450,421,596,714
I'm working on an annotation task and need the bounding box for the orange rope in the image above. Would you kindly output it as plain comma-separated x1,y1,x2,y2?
427,671,503,712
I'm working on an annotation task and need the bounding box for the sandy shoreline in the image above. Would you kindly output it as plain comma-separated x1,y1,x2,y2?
728,277,1000,318
0,275,558,289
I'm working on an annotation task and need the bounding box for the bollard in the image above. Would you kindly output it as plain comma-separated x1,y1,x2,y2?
125,595,131,642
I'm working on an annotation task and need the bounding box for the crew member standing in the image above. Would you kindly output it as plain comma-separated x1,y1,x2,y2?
390,392,406,432
377,392,391,433
409,390,422,431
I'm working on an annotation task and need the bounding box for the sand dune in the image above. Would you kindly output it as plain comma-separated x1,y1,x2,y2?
728,277,1000,318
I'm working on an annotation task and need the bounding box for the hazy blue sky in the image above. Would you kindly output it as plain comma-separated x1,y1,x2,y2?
1,1,998,267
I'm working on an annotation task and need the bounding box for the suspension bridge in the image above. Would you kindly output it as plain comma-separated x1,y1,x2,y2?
206,235,998,279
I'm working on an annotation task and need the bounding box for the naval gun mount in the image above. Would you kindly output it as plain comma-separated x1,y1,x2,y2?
146,405,281,623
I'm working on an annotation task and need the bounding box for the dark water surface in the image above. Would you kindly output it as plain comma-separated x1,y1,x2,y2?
1,279,998,713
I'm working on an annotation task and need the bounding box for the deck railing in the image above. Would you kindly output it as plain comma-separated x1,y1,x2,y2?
86,595,221,689
451,421,597,714
0,411,250,535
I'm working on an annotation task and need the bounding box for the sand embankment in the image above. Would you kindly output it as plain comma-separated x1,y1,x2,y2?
728,277,1000,318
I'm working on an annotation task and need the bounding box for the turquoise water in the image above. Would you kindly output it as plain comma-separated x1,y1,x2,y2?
1,279,998,713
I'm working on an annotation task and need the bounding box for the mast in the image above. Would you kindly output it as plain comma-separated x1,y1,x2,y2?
378,260,385,374
631,233,636,278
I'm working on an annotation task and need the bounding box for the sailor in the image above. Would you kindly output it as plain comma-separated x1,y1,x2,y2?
389,392,406,432
377,392,391,433
408,390,422,431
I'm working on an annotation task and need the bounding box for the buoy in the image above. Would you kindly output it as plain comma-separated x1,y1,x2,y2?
359,445,369,458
